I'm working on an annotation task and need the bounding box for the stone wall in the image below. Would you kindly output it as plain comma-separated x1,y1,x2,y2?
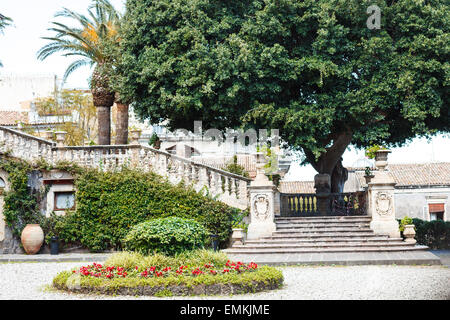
394,188,450,221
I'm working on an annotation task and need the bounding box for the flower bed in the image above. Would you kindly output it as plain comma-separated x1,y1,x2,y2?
52,258,283,296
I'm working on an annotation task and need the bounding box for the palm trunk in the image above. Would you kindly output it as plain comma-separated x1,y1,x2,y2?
97,106,112,145
115,102,129,145
91,64,115,145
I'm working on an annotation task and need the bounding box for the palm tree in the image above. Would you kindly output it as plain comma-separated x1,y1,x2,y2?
0,13,12,68
37,0,123,145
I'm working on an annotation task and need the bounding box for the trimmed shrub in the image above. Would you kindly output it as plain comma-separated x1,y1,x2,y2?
58,168,237,252
412,218,450,249
123,217,208,256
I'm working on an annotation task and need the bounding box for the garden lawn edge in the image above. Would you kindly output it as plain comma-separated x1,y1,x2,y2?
52,265,284,296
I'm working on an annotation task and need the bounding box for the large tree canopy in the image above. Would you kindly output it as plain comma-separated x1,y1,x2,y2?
118,0,449,190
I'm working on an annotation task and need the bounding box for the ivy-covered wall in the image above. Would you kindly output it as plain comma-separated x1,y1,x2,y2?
0,156,241,254
63,168,237,252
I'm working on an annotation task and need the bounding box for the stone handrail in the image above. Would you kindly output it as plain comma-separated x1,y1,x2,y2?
0,126,250,209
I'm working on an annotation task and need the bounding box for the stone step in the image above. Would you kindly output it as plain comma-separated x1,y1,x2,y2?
268,232,382,239
275,220,371,226
223,245,428,255
273,228,374,235
275,216,371,221
224,250,442,266
276,224,371,230
231,241,413,249
245,237,402,244
275,218,371,224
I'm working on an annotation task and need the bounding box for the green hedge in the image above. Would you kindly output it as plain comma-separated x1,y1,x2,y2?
58,168,237,252
123,217,208,255
412,218,450,249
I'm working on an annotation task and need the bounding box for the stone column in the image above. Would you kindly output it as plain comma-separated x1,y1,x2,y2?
130,130,141,167
247,152,277,240
368,150,400,238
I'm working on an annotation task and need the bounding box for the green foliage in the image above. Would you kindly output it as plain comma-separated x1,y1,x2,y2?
231,209,249,233
118,0,449,172
0,13,12,67
60,168,234,252
412,218,450,249
0,158,43,236
365,145,383,160
399,216,414,232
148,132,160,147
123,217,208,256
105,250,230,270
223,155,249,178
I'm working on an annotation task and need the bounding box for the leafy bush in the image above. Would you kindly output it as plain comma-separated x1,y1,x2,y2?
59,168,235,252
412,218,450,249
223,155,249,178
123,217,208,256
105,250,230,270
399,216,413,232
0,158,42,236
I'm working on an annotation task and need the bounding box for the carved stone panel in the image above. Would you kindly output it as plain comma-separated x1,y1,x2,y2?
253,194,270,221
375,192,393,216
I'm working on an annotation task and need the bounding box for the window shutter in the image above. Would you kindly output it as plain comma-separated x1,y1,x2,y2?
428,203,445,213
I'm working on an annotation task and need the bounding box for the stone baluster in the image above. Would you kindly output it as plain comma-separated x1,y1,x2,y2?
230,178,237,199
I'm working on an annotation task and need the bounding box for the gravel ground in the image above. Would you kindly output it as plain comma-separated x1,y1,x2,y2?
0,262,449,300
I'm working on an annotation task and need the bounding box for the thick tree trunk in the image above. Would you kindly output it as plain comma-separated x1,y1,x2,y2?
91,64,115,145
330,158,348,193
305,129,352,194
97,106,112,145
115,103,129,145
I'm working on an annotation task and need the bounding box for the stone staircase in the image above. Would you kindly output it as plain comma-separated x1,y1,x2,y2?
224,216,441,265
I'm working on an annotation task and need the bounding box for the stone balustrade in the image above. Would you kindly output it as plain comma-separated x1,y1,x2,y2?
0,126,251,209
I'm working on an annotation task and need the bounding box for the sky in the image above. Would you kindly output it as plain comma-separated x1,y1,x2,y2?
0,0,449,180
0,0,125,89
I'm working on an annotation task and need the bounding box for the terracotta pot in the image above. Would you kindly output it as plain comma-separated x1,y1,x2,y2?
21,224,44,255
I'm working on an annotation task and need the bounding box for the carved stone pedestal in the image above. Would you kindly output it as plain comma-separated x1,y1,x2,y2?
247,153,277,240
368,150,400,238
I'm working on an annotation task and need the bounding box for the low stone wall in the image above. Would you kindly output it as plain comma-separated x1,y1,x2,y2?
54,278,283,296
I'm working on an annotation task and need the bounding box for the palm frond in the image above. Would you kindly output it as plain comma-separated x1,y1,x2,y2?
63,59,93,83
37,0,121,80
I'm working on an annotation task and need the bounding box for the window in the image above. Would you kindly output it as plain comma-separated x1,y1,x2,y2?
54,192,75,210
429,203,445,221
0,177,5,188
430,211,444,221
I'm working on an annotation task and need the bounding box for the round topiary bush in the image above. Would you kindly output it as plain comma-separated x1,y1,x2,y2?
123,217,208,255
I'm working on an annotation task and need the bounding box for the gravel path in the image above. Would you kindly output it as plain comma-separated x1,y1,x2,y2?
0,262,449,300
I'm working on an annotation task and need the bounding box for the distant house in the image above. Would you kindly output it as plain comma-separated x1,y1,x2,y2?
279,162,450,222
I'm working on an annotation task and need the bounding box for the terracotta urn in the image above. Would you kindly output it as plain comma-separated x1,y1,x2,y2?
21,224,44,254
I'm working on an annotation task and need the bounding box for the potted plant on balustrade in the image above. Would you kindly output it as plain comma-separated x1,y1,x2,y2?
364,166,375,184
148,132,161,150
